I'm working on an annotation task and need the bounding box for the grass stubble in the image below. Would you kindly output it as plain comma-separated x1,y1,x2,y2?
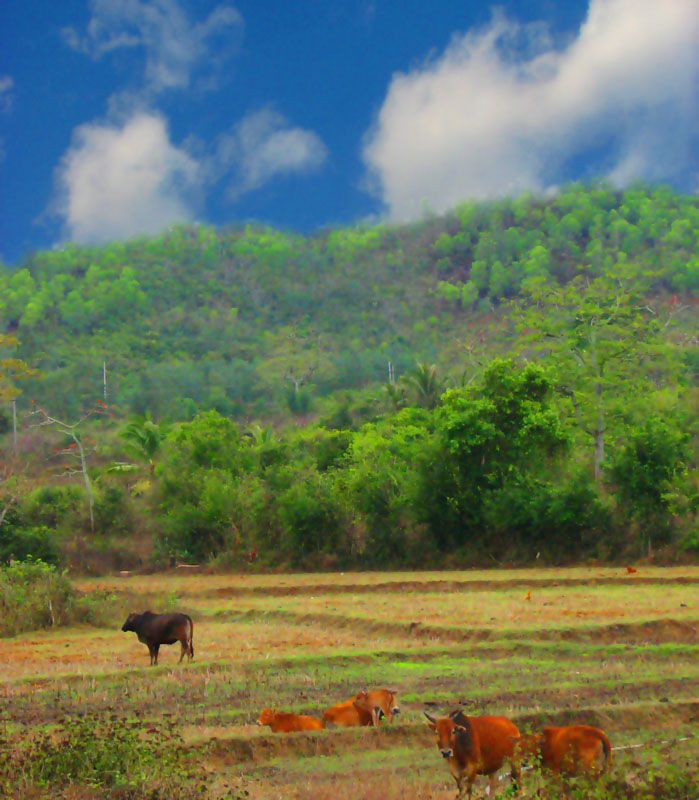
0,567,697,798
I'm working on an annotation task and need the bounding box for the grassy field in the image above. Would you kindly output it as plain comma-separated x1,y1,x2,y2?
1,567,698,798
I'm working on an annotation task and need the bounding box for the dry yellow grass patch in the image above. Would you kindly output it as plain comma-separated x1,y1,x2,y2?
77,564,699,597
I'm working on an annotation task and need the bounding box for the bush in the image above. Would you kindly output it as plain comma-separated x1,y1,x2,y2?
0,522,61,565
278,475,344,566
22,484,84,528
0,559,111,637
0,713,208,798
161,470,236,561
483,474,614,560
93,485,133,536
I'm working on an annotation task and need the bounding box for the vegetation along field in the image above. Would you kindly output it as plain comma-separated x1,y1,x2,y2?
1,567,697,798
1,185,698,796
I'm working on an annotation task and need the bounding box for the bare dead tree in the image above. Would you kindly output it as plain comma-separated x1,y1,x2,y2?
27,402,111,534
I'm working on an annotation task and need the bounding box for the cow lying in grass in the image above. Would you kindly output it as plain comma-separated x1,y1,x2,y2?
425,710,522,798
256,708,324,732
121,611,194,666
517,725,612,777
322,688,400,728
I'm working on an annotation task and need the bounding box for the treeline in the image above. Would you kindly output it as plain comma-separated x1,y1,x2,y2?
1,183,696,420
1,183,698,568
3,351,697,569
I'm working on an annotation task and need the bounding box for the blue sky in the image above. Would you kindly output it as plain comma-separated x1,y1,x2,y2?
0,0,696,264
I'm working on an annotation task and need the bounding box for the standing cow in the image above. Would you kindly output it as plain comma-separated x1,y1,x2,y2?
121,611,194,666
425,709,522,798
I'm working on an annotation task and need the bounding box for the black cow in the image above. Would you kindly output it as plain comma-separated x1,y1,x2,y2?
121,611,194,666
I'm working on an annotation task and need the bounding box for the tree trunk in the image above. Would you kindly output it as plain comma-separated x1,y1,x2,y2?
593,381,605,481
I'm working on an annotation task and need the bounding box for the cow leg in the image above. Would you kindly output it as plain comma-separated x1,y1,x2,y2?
487,773,499,796
462,766,477,800
153,644,160,665
178,638,187,664
148,644,155,666
510,757,524,796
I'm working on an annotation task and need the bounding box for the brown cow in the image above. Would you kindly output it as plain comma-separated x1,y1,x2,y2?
121,611,194,666
322,689,400,728
517,725,612,777
425,710,522,799
256,708,324,732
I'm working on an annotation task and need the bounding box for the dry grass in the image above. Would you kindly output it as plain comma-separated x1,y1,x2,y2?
77,564,699,596
3,567,698,798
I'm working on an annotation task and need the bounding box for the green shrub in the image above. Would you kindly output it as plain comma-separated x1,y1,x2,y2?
161,470,236,561
22,484,84,528
483,475,614,560
0,713,207,798
0,559,111,637
0,522,61,565
278,475,343,566
93,485,133,536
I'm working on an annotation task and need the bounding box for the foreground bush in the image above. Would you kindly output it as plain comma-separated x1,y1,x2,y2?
0,559,111,637
0,714,208,799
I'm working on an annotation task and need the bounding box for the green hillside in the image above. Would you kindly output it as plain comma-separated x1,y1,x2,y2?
1,183,698,571
3,183,696,421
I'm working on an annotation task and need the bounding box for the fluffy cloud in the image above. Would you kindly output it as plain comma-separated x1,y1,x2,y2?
55,112,201,243
0,75,13,113
63,0,242,94
364,0,698,218
54,108,329,242
215,108,328,199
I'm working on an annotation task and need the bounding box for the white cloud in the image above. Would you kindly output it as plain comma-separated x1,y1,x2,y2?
55,112,201,243
215,108,328,199
62,0,242,94
364,0,698,218
0,75,14,113
0,75,14,162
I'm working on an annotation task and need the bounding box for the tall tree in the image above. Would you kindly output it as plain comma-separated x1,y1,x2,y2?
513,265,682,479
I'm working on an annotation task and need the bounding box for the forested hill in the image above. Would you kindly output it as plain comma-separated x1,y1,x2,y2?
2,184,697,420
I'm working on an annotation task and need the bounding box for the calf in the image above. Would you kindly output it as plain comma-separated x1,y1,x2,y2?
256,708,324,732
322,689,400,728
425,710,522,799
121,611,194,666
518,725,611,777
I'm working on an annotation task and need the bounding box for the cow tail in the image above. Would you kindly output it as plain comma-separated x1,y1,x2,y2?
600,732,612,772
186,615,194,660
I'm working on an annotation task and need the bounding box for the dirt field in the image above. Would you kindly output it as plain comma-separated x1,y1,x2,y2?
2,566,698,798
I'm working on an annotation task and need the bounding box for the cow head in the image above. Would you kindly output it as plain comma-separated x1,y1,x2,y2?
354,689,400,725
257,708,277,726
374,688,400,722
424,712,469,759
121,612,140,632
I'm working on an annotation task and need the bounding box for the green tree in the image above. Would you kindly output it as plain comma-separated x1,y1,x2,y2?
513,265,680,480
417,359,567,549
0,334,37,403
608,418,687,554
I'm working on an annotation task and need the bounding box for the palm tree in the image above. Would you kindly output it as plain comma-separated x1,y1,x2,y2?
384,381,408,412
403,363,447,410
121,414,169,475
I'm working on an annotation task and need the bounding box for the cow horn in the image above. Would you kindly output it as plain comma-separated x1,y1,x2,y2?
424,712,436,723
